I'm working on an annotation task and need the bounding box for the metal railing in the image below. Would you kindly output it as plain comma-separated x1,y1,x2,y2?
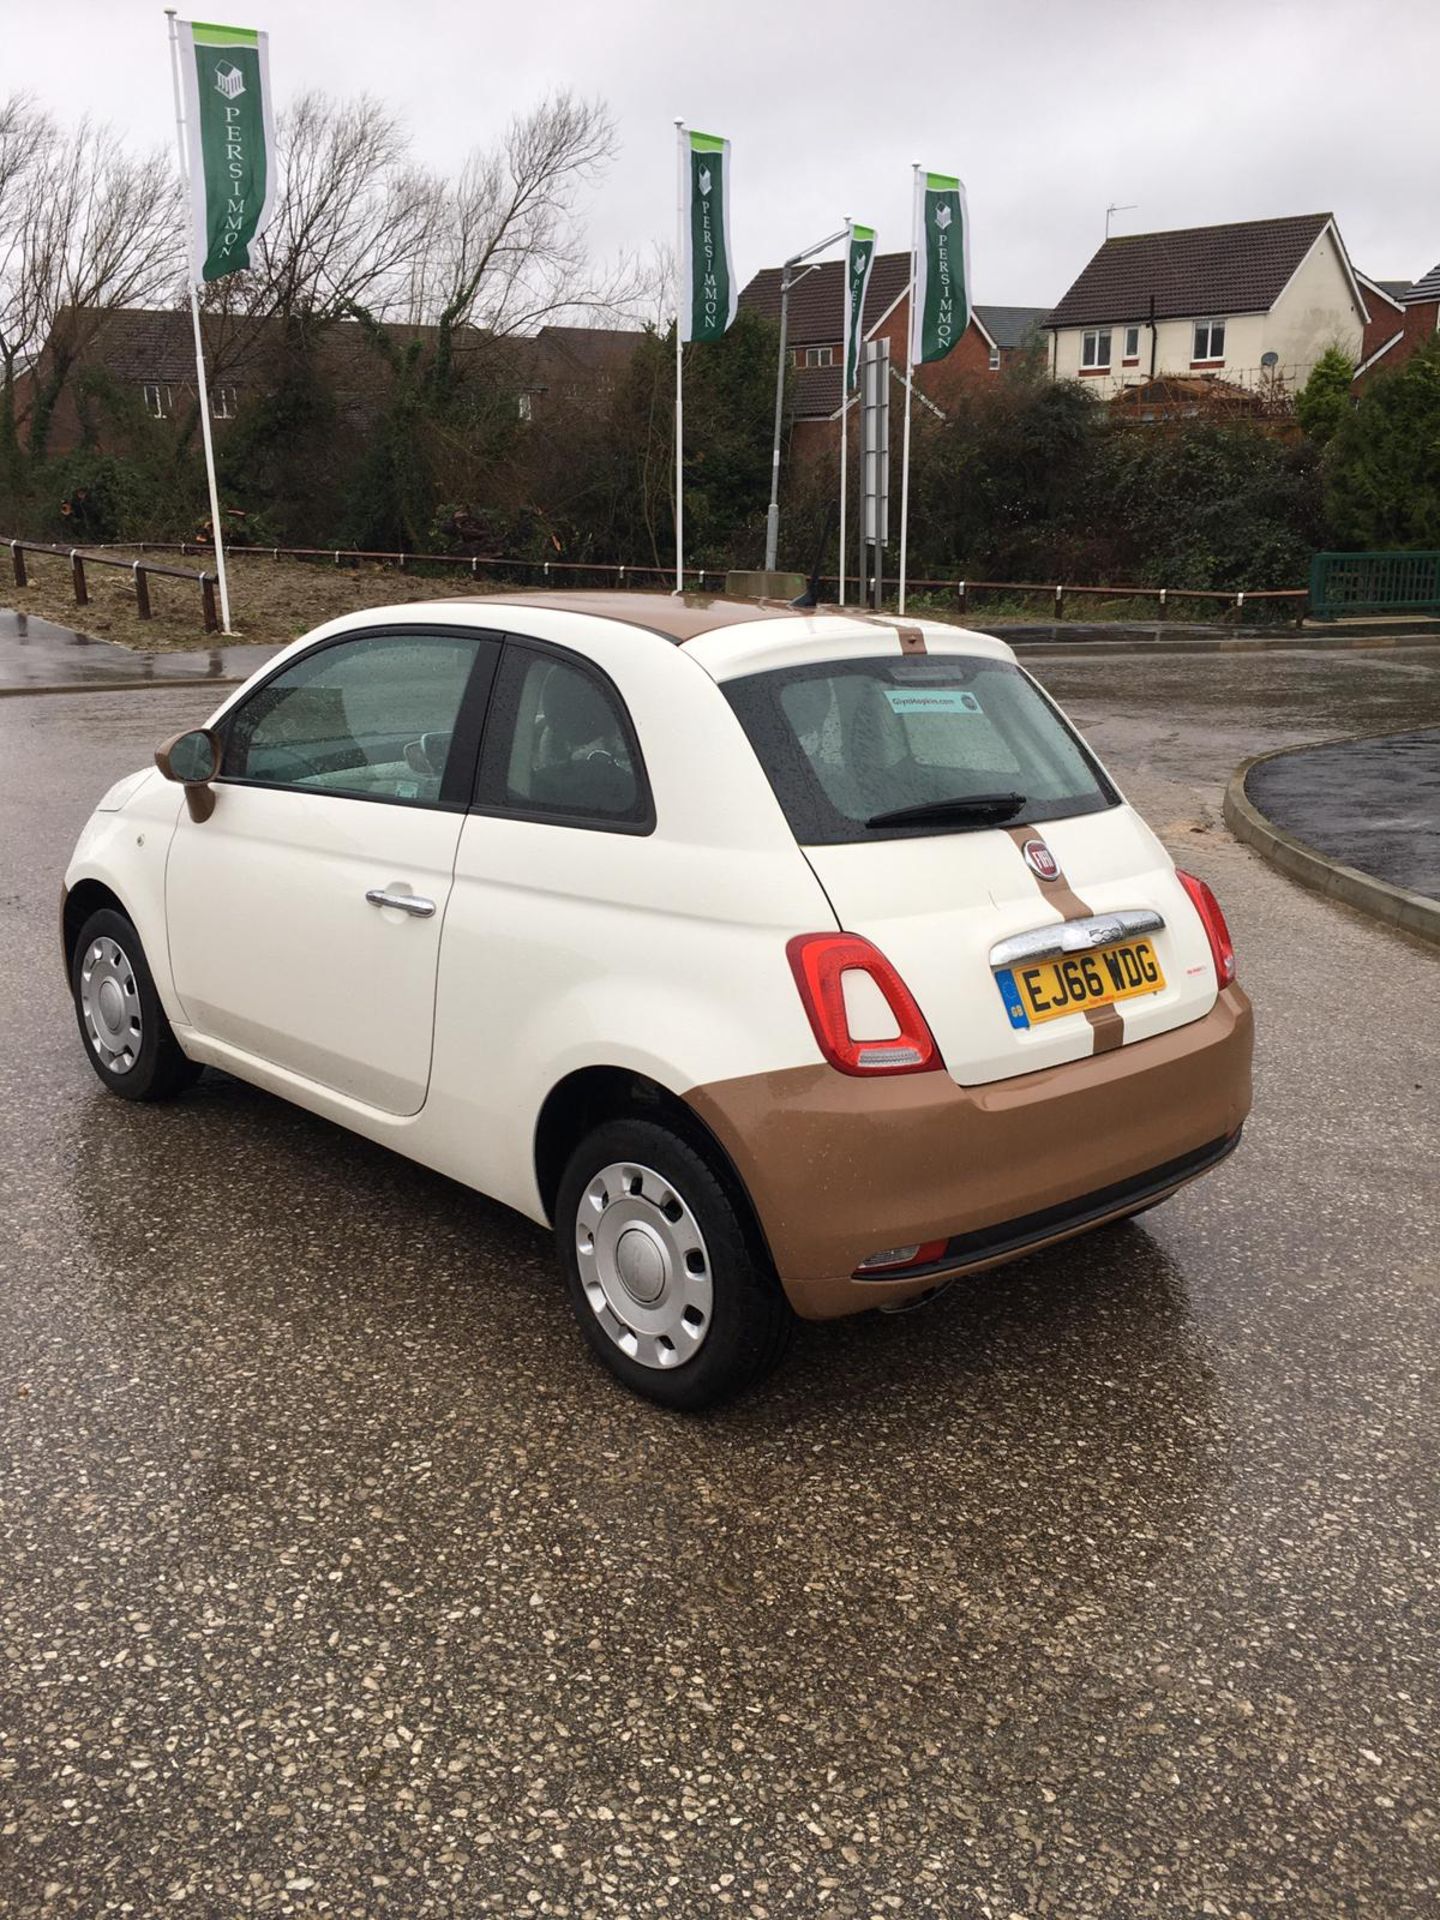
941,578,1308,626
84,541,1309,624
1309,550,1440,618
94,541,728,593
8,539,219,632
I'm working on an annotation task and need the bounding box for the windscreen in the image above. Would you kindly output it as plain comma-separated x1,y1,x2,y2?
723,654,1118,845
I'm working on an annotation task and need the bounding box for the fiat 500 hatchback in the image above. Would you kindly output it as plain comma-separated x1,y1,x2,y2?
63,593,1252,1407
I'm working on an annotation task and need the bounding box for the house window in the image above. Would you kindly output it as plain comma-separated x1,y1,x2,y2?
803,346,834,368
1080,328,1112,369
988,346,1001,371
143,383,168,419
212,386,237,420
1123,325,1140,362
518,391,534,422
1193,319,1227,362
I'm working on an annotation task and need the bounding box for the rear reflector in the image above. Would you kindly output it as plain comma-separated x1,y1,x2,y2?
786,932,941,1076
1176,870,1236,987
855,1239,950,1275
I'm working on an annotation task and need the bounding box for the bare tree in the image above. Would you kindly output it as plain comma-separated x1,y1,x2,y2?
0,95,56,459
201,91,436,333
0,102,182,460
415,92,626,338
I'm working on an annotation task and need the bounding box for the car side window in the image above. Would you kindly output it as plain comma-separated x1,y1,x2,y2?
476,644,651,830
222,632,493,806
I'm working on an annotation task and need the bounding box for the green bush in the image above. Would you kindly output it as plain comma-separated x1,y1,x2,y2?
1324,335,1440,549
1296,347,1355,446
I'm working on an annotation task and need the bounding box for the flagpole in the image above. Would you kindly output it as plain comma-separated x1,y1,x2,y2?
839,217,851,607
673,118,685,596
166,10,233,635
898,163,921,618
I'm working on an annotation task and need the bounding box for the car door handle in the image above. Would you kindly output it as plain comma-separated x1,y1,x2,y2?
365,888,437,918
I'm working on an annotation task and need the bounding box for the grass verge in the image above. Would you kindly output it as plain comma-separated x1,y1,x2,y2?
5,547,495,653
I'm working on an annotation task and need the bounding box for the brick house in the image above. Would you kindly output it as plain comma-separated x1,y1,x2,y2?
1352,263,1440,381
1043,213,1373,400
738,252,1048,460
12,307,644,456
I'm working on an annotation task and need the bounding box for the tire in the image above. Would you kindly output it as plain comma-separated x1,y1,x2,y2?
555,1118,793,1410
70,907,201,1102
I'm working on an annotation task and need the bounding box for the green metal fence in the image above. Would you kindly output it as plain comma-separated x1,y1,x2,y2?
1309,550,1440,618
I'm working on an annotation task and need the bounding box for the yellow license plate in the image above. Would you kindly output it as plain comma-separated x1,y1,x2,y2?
1002,938,1165,1028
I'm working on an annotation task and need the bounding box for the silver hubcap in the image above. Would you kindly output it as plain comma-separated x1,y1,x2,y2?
575,1161,714,1370
79,936,143,1075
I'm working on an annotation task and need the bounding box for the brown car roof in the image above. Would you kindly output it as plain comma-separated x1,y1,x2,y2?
430,589,812,643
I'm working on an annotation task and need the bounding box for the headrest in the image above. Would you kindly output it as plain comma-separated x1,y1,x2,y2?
782,677,833,739
541,666,615,753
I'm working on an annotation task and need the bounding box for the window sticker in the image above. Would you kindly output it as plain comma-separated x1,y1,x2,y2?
884,688,984,716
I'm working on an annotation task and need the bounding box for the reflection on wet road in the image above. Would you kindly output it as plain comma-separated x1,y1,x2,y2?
2,654,1438,1917
0,606,278,691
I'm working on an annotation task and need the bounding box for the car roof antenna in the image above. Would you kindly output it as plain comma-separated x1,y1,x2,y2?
790,501,838,608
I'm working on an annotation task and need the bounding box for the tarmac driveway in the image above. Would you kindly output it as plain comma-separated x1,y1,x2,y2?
1,652,1438,1918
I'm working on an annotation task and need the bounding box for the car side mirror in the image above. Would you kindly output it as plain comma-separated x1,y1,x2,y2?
155,728,220,822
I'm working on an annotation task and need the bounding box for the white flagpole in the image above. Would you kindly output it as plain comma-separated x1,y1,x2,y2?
673,119,685,596
839,217,851,607
166,10,233,635
898,164,920,617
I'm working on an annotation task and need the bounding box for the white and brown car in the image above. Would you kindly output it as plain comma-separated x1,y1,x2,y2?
62,592,1253,1407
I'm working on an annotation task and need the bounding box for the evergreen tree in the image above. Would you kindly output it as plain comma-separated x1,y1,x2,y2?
1296,346,1355,445
1325,336,1440,549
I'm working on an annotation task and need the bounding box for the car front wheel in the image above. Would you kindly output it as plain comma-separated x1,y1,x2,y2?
71,906,201,1102
555,1118,793,1410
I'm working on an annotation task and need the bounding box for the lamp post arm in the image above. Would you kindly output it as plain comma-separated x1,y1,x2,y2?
764,224,852,574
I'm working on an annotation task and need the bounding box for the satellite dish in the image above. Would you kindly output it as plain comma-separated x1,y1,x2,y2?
1261,351,1279,367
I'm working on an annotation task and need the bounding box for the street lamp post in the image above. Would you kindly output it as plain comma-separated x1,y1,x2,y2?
764,224,850,575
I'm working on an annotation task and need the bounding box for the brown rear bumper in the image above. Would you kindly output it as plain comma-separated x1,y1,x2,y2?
686,986,1253,1319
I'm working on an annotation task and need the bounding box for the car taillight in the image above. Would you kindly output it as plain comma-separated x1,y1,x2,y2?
786,932,942,1076
1176,870,1236,986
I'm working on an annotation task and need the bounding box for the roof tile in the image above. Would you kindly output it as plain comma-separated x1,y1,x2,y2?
1045,214,1334,328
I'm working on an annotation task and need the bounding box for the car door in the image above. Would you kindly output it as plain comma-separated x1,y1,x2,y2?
165,625,498,1116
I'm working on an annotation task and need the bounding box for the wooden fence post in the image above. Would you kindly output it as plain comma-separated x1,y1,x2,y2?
70,549,88,607
201,575,218,634
133,562,151,620
11,541,25,588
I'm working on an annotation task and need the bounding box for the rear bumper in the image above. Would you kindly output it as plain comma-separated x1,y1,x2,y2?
685,985,1253,1319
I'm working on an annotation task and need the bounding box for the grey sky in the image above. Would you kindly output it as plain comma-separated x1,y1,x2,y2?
12,0,1440,306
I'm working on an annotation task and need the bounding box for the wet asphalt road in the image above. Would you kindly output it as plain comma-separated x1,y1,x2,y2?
2,649,1439,1918
1245,727,1440,899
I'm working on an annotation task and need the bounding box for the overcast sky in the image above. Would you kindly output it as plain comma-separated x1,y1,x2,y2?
11,0,1439,307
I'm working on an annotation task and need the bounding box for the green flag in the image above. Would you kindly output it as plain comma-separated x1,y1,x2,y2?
910,171,971,365
843,224,876,392
176,19,276,283
679,129,737,342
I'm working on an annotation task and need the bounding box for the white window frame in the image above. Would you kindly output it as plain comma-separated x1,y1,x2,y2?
1193,318,1227,362
517,391,534,422
212,386,237,420
987,346,1001,371
1080,328,1112,370
803,345,834,368
1123,325,1140,361
143,382,167,419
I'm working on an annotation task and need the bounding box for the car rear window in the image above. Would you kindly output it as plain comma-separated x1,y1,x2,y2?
722,654,1118,845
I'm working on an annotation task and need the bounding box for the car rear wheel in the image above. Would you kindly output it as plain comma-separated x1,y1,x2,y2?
555,1119,792,1410
71,907,201,1102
